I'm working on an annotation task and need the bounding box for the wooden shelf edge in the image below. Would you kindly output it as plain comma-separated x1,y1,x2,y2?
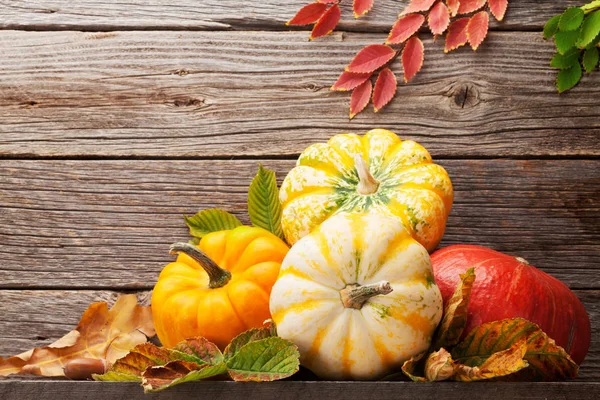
1,380,599,399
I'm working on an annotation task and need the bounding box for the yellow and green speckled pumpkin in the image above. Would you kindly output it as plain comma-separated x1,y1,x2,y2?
279,129,453,253
269,213,443,380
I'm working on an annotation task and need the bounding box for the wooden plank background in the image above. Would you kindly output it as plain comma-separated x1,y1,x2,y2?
1,0,599,393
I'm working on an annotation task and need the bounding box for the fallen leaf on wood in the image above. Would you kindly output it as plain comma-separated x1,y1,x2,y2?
0,294,154,377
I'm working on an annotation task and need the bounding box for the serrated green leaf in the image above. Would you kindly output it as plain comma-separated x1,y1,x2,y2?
248,164,284,239
224,325,274,360
226,337,300,382
142,361,227,393
557,63,583,92
184,208,242,239
578,10,600,48
583,47,600,72
555,30,580,54
550,48,581,69
559,8,584,31
433,268,475,350
171,337,224,365
544,15,561,39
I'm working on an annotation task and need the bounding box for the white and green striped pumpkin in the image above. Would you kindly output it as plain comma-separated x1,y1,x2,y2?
279,129,453,253
270,213,443,380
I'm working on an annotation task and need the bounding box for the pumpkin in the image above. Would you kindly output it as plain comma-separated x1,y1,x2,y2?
431,245,591,365
279,129,453,253
269,213,443,380
152,226,289,349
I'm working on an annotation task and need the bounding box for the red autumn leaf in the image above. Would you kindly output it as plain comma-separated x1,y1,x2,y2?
372,68,397,112
445,17,470,52
402,36,424,82
287,2,328,26
331,71,372,91
310,4,341,40
317,0,338,3
467,11,489,50
401,0,437,16
353,0,375,18
349,79,372,119
428,2,451,36
446,0,460,17
488,0,508,21
346,44,396,73
458,0,486,14
386,14,425,44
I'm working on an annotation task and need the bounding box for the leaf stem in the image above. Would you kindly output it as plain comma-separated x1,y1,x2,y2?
170,243,231,288
340,281,393,309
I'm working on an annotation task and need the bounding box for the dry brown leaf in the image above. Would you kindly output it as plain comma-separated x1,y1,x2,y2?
0,294,155,377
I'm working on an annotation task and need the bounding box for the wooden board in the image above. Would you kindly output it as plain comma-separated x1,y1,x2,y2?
1,159,598,289
0,1,585,32
1,381,600,400
1,31,600,158
0,290,598,381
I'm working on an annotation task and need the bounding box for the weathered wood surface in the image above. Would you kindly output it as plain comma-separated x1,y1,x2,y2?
0,289,598,381
1,159,598,289
1,381,600,400
0,1,585,32
1,31,600,158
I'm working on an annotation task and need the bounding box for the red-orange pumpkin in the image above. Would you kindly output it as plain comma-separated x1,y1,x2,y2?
431,244,591,365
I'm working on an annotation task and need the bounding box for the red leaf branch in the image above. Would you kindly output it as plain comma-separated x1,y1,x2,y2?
289,0,509,117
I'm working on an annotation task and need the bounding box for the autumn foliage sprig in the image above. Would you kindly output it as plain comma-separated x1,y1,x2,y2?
287,0,509,118
543,1,600,93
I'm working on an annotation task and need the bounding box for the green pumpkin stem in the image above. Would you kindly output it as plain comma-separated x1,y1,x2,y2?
354,154,380,195
340,281,393,309
169,242,231,288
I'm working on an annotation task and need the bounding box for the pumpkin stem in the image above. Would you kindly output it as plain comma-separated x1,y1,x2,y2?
354,154,380,195
340,281,393,310
169,243,231,288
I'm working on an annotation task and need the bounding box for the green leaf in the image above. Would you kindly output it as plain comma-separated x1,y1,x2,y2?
543,15,561,39
171,337,224,365
433,268,475,350
557,63,583,93
226,337,300,382
578,10,600,48
559,8,585,31
550,48,581,69
555,30,580,54
452,318,578,381
248,164,284,239
224,324,275,360
583,47,600,72
142,361,227,393
184,208,242,239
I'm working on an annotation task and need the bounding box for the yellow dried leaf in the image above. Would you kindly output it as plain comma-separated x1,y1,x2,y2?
0,294,154,377
453,338,529,381
424,348,455,381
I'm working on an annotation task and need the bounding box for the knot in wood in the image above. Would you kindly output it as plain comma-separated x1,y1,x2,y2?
453,84,479,109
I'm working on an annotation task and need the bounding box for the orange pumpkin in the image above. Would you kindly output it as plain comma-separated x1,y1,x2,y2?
152,226,289,349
